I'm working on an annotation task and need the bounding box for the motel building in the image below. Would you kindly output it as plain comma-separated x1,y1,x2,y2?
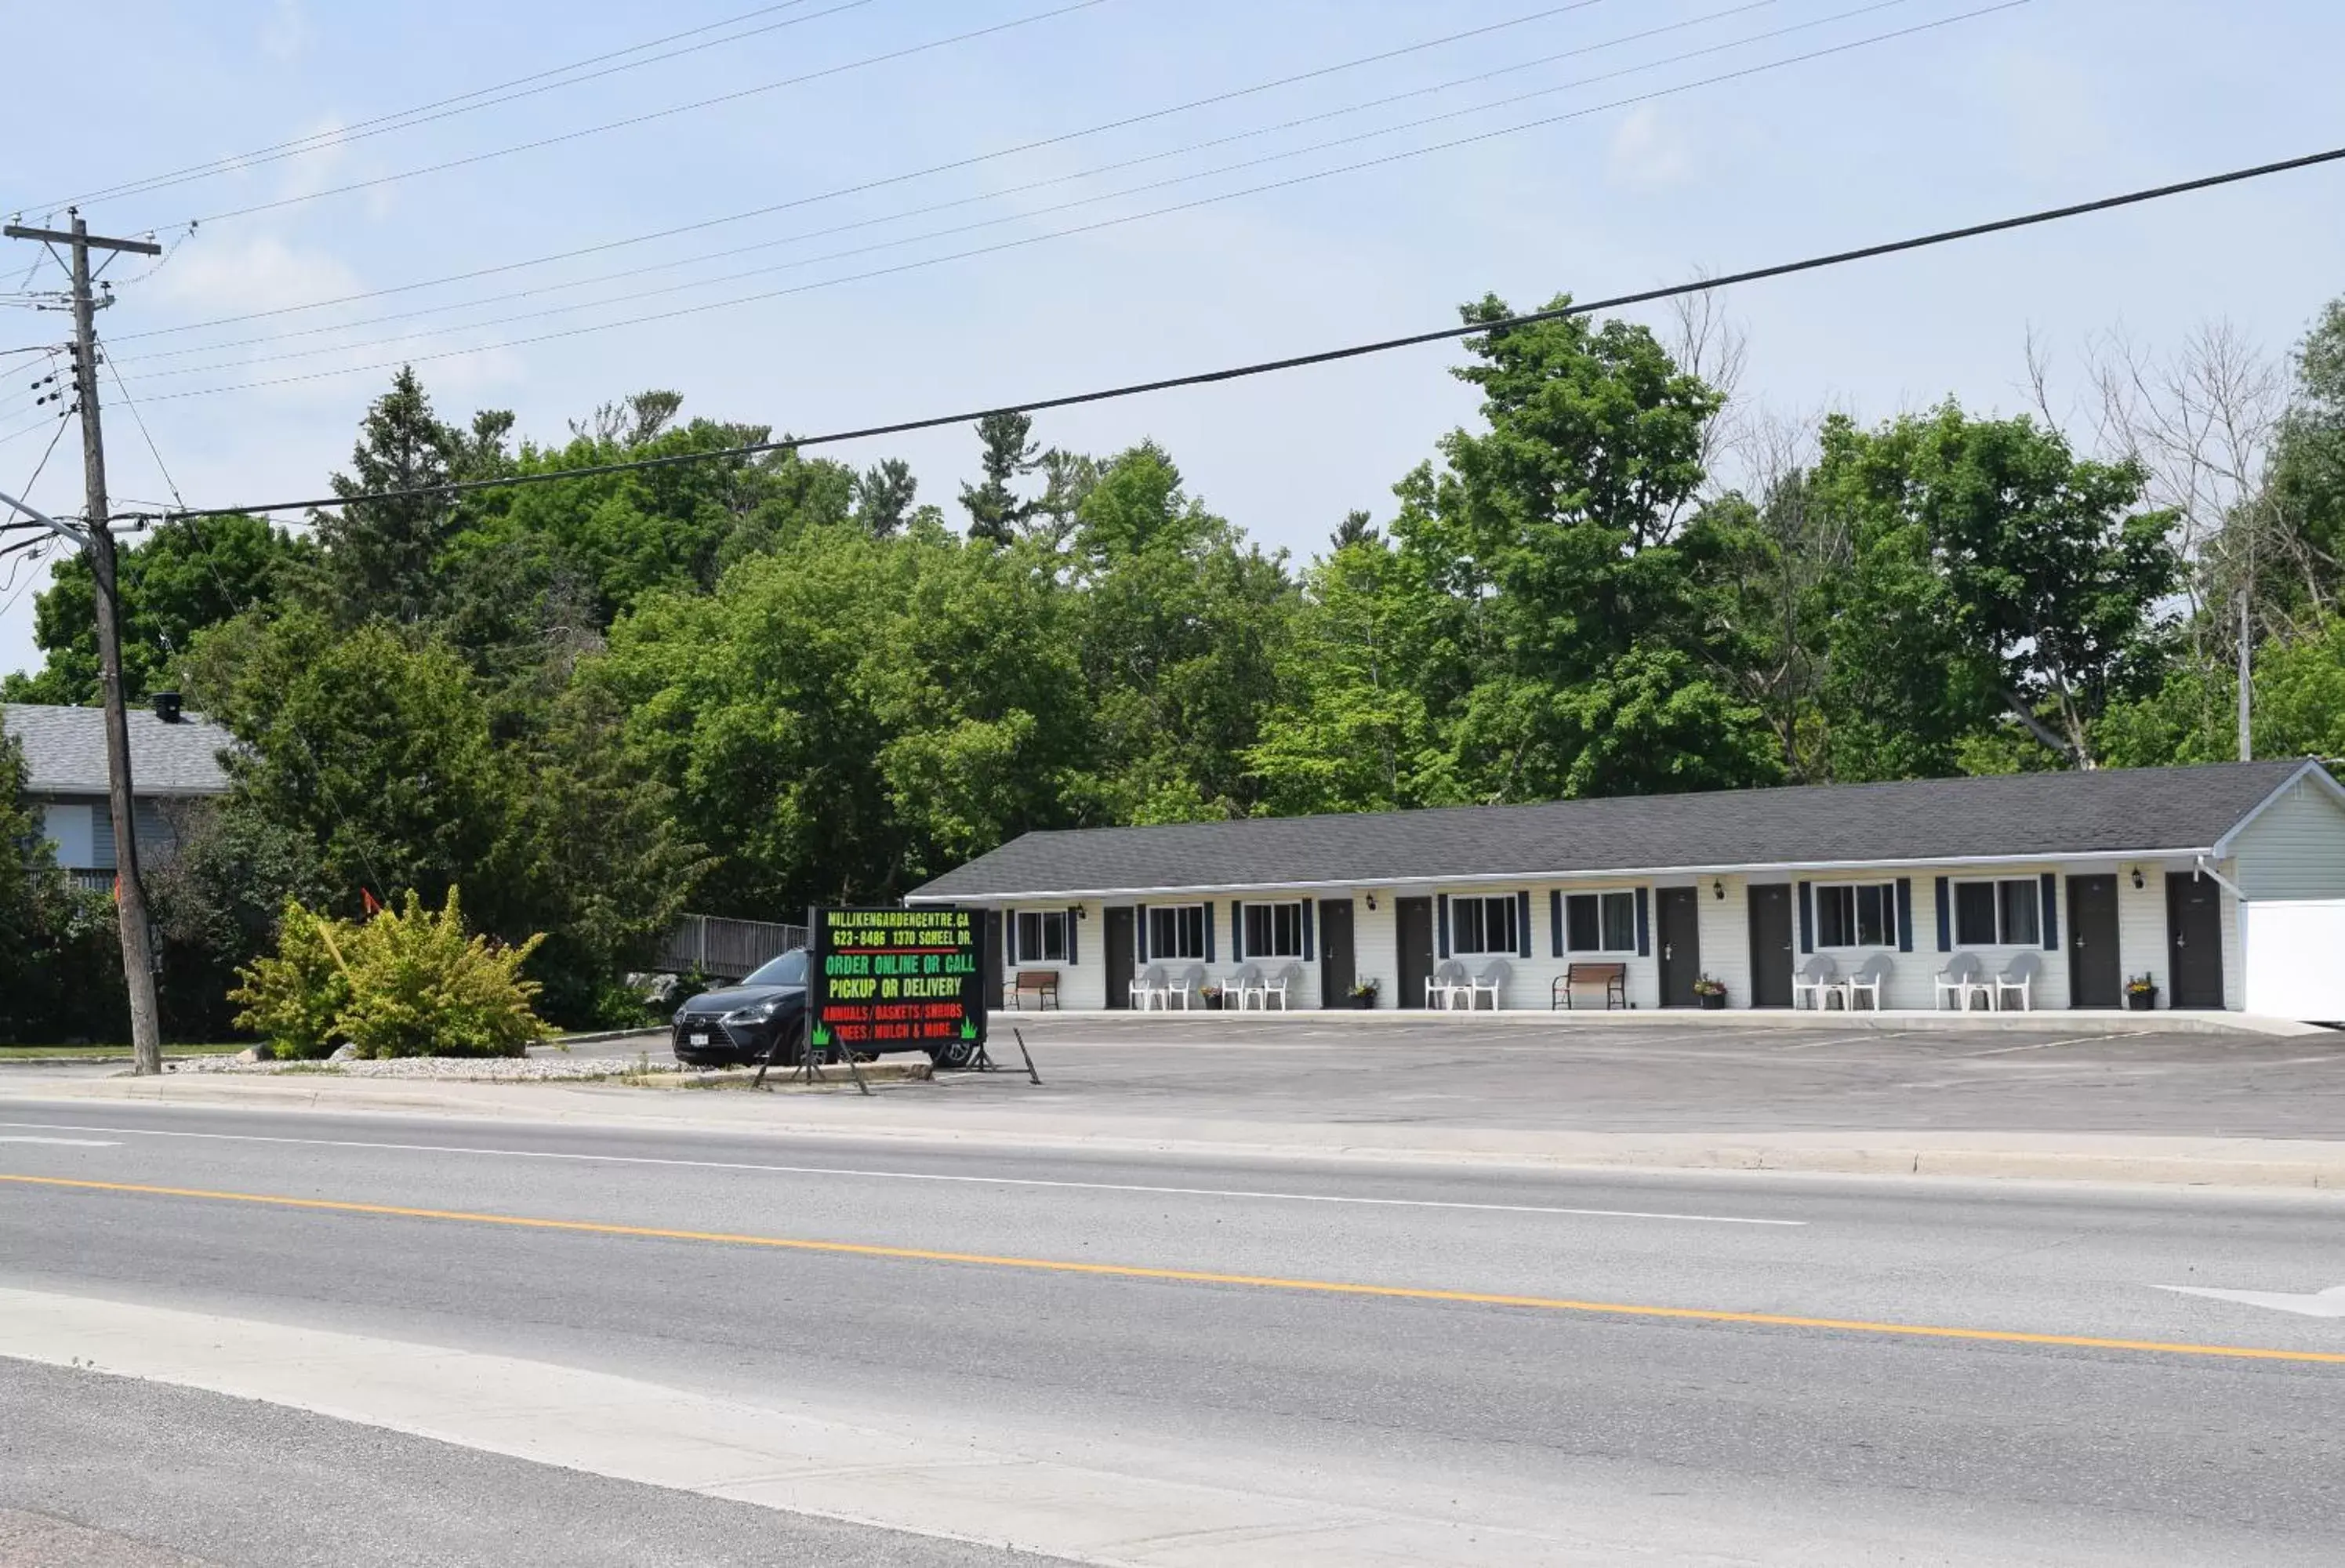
906,759,2345,1022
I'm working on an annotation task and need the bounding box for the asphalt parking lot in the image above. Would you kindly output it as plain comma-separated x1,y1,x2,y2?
842,1014,2345,1140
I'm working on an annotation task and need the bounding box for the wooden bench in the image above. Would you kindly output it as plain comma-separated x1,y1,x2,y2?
1553,963,1628,1011
1011,970,1061,1011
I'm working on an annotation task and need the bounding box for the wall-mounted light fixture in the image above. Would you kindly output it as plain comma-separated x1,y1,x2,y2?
1712,879,1725,901
1365,892,1378,912
2131,867,2145,891
1074,905,1089,920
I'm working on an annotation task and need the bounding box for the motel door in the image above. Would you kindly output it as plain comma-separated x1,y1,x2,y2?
1396,897,1436,1009
1747,884,1795,1008
1656,887,1702,1007
2165,873,2225,1009
1317,898,1356,1007
2066,875,2122,1008
1103,906,1136,1009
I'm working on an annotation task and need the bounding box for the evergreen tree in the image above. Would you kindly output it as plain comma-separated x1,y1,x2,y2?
960,411,1039,544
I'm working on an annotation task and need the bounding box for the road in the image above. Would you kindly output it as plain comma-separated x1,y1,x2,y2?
2,1102,2341,1564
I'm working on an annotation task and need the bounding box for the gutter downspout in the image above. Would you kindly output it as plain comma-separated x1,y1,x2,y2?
2192,855,2245,899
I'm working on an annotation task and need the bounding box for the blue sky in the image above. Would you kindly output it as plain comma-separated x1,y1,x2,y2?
2,0,2339,675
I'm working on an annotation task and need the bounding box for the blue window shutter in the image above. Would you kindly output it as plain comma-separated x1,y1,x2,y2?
1135,903,1148,962
1635,887,1650,957
1204,904,1215,964
1516,891,1531,958
1065,909,1078,967
1549,891,1563,958
1303,901,1316,961
1798,881,1814,954
1005,913,1018,966
1896,879,1914,953
1436,894,1450,959
1229,901,1242,962
1933,877,1951,953
2040,873,2059,951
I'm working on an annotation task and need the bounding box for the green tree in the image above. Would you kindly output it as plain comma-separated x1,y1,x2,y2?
960,412,1039,544
2,514,313,706
1812,405,2180,773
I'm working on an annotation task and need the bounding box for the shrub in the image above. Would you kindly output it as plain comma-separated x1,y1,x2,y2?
226,900,351,1059
336,888,547,1058
230,888,547,1059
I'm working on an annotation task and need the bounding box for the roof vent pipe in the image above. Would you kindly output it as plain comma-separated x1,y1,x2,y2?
151,691,183,724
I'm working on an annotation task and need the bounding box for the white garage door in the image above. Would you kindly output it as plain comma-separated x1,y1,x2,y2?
2242,900,2345,1022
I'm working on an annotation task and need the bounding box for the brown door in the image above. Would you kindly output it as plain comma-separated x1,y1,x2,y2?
1657,887,1702,1007
981,910,1004,1011
2165,873,2225,1008
1396,897,1436,1008
1747,884,1795,1008
1318,898,1356,1007
1103,906,1135,1009
2066,875,2121,1007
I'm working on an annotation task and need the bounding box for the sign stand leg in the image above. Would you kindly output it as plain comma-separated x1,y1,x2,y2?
1013,1028,1043,1086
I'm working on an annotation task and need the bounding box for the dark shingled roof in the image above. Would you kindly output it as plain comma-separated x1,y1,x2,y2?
3,702,236,797
911,760,2324,900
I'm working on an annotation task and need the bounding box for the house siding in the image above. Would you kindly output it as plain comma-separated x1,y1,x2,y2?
2229,776,2345,900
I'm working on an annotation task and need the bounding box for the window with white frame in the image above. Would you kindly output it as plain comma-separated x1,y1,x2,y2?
1013,909,1068,964
1953,878,2040,946
1450,895,1519,955
1242,901,1305,958
1563,891,1637,953
1145,904,1207,960
1815,882,1898,949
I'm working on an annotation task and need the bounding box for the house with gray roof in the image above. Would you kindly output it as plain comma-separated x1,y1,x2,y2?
909,759,2345,1020
4,696,234,891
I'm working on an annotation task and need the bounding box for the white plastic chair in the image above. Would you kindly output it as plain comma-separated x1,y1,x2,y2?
1257,962,1301,1011
1792,954,1842,1011
1226,962,1265,1010
1131,963,1170,1011
1468,959,1510,1011
1934,953,1987,1011
1427,959,1470,1010
1168,964,1206,1011
1995,951,2038,1012
1844,954,1893,1011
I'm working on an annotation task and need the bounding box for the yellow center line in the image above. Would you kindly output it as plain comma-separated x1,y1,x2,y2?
6,1173,2342,1366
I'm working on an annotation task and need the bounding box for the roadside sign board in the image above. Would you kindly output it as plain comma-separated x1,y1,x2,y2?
808,905,986,1053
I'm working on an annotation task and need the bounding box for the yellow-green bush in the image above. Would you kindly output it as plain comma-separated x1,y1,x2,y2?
231,889,546,1058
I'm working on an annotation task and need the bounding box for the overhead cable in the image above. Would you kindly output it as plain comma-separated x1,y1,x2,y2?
134,140,2345,524
35,0,856,212
109,0,1624,345
123,2,2030,401
179,0,1116,227
117,0,1781,371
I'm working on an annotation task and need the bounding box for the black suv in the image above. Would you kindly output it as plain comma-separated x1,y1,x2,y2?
671,950,812,1066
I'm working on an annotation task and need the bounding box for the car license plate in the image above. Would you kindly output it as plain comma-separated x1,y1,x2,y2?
688,1033,710,1047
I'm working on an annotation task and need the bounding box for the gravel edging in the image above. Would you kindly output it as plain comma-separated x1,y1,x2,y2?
163,1055,935,1086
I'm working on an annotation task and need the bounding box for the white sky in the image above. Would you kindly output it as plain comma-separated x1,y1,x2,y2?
2,0,2340,675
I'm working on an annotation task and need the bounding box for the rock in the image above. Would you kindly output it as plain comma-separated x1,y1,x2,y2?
328,1044,359,1062
234,1047,263,1063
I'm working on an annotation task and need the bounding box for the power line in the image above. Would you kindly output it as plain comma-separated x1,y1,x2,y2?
176,0,1115,228
108,0,1625,348
136,140,2345,525
38,1,855,212
123,2,2029,403
117,0,1782,373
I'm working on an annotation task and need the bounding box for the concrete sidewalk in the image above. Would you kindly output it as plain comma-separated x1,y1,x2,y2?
7,1069,2343,1192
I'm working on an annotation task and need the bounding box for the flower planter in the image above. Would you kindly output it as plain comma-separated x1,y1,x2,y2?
2126,990,2158,1012
1349,992,1378,1010
1697,992,1726,1011
1200,993,1225,1011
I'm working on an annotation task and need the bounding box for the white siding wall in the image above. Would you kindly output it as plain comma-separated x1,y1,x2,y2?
986,853,2272,1012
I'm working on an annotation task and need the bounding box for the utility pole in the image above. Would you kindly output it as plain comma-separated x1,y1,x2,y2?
2236,588,2253,764
5,211,166,1075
